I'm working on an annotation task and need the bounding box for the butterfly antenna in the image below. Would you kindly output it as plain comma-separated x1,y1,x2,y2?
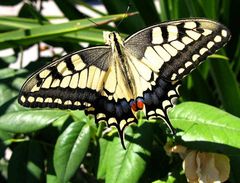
88,18,99,27
116,5,131,29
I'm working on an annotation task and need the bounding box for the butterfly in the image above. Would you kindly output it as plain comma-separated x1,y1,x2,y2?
18,18,231,148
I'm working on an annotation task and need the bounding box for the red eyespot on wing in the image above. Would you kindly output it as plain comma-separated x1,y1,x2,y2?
137,99,144,110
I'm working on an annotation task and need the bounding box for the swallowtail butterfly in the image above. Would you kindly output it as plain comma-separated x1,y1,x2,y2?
18,18,231,148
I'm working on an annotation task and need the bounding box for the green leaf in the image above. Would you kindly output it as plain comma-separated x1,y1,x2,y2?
0,17,109,44
168,0,180,19
62,28,107,44
0,77,26,115
54,121,91,183
198,0,218,19
8,141,45,183
0,84,17,106
97,136,112,180
159,0,170,21
0,129,12,142
47,174,61,183
0,109,69,133
153,175,176,183
0,16,41,29
105,123,152,183
0,68,26,80
169,102,240,150
209,53,230,60
69,110,88,122
183,0,197,16
0,55,17,66
210,58,240,117
0,13,130,49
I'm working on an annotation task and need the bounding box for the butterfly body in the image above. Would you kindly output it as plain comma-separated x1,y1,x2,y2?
104,31,141,101
18,18,231,148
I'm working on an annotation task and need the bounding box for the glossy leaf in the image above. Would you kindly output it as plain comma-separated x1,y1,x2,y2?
0,109,69,133
97,136,112,180
54,121,91,183
169,102,240,150
69,110,88,122
105,123,153,183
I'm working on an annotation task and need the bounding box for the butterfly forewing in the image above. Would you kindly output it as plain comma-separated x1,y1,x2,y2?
18,18,231,148
19,46,111,110
125,18,231,81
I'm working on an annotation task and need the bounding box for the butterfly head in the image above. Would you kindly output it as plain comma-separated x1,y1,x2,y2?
103,31,124,51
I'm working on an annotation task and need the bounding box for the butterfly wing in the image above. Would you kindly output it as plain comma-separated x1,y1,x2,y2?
19,46,111,109
124,18,231,129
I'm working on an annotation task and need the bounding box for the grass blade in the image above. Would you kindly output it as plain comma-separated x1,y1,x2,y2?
0,13,130,49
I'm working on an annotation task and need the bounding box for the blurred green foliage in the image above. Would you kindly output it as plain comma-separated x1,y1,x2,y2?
0,0,239,182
